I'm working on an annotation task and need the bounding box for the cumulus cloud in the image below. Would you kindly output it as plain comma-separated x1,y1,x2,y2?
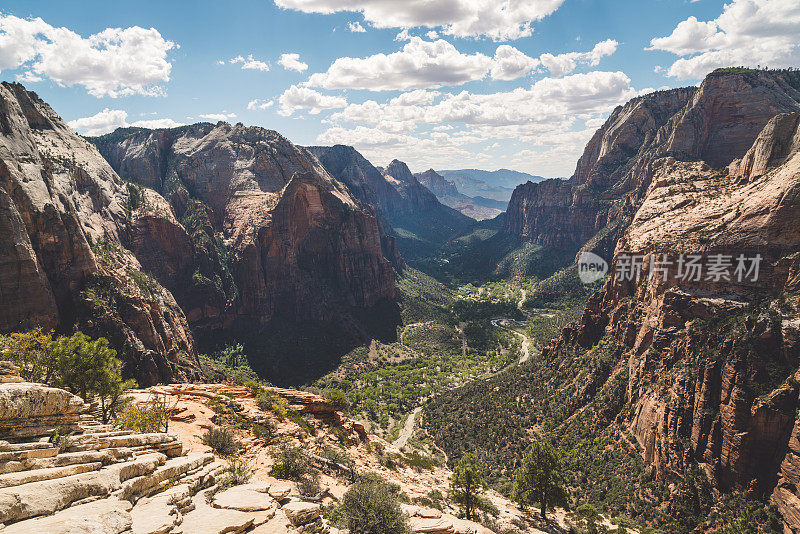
0,14,176,97
648,0,800,79
278,53,308,72
307,37,492,91
278,85,347,116
320,70,637,174
199,112,237,121
247,99,275,110
130,118,185,129
68,109,184,136
539,39,619,77
230,54,270,71
491,45,540,80
274,0,566,41
348,21,366,32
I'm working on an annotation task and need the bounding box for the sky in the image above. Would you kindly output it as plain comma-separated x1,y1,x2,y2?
0,0,799,178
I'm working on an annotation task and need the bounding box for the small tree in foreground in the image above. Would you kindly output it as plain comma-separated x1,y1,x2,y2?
339,473,411,534
512,441,568,520
450,453,486,521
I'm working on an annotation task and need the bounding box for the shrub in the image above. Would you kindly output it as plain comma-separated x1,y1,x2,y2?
336,473,411,534
220,455,252,489
202,427,240,457
117,396,170,433
324,389,351,412
270,445,312,481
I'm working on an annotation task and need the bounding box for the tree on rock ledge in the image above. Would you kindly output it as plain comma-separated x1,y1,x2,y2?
512,441,568,520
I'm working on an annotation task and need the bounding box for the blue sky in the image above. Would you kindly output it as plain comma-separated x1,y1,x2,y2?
1,0,798,177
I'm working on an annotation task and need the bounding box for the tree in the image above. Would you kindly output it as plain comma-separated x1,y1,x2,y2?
0,329,56,383
49,332,122,401
339,473,410,534
450,453,486,521
512,441,568,520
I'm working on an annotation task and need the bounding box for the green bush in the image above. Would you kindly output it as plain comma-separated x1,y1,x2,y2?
324,389,351,412
270,445,312,481
117,396,169,433
220,455,252,488
202,427,240,457
336,473,411,534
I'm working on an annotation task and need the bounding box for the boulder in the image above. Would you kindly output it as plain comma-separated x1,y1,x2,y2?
283,500,320,526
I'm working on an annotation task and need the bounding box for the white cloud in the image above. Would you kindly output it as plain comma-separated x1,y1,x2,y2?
230,54,270,71
318,70,637,176
0,14,176,97
278,53,308,72
247,99,275,110
274,0,566,41
68,109,129,136
426,30,439,39
539,39,619,77
491,45,539,80
348,21,366,32
199,111,237,121
278,85,347,116
649,0,800,79
130,118,185,129
394,29,411,41
68,109,184,135
308,37,492,91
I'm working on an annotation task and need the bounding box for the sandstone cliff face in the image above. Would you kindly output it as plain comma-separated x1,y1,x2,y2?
538,71,800,530
308,148,473,258
503,69,800,263
0,82,202,386
305,145,403,269
94,125,400,383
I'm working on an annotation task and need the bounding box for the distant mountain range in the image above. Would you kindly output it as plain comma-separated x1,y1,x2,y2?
415,169,508,220
437,168,548,201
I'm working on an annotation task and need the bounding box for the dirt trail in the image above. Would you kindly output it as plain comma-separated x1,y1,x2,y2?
393,406,422,450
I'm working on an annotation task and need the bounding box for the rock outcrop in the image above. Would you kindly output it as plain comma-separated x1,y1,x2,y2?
415,169,460,198
0,82,202,386
503,69,800,262
309,146,474,258
92,126,401,384
534,70,800,531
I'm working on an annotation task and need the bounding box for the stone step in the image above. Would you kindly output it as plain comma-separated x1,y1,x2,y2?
0,496,133,534
114,453,214,502
0,446,59,464
130,483,192,534
0,452,165,525
0,461,102,488
0,448,124,475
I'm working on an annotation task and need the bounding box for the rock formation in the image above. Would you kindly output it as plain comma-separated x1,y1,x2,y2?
502,69,800,262
92,125,401,384
415,169,505,220
530,69,800,531
416,169,460,198
309,146,474,258
0,82,202,386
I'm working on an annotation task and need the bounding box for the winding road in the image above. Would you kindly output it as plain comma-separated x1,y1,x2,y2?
393,406,422,450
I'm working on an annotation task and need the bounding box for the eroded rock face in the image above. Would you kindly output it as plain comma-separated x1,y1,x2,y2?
0,82,202,386
503,70,800,262
93,125,400,383
537,71,800,531
309,146,473,258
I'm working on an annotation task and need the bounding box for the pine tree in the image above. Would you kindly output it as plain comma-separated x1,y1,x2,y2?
450,453,485,521
512,441,568,520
